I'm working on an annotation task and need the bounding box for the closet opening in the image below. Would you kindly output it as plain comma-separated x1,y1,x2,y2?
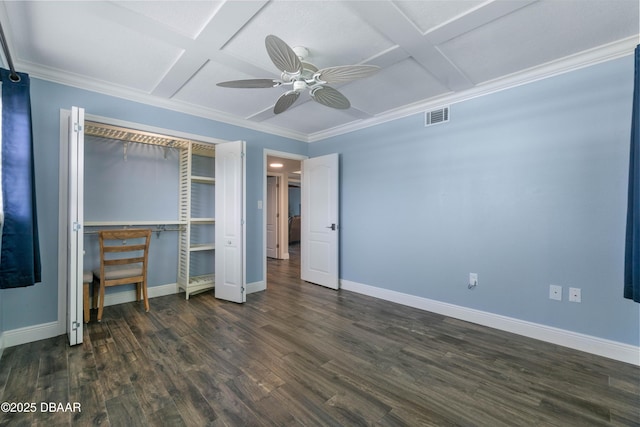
60,109,245,345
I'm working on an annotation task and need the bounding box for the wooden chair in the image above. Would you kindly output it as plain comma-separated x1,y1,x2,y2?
83,271,93,323
93,228,152,322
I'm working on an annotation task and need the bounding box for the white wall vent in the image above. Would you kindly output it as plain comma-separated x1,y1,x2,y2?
425,106,450,127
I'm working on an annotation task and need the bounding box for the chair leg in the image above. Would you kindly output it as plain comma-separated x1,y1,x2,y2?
97,281,106,322
142,280,150,312
92,279,99,312
83,282,90,323
136,282,141,302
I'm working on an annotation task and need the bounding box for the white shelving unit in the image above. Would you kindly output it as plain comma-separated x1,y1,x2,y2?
177,141,216,299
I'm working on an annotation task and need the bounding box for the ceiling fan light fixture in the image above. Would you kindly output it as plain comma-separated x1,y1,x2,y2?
293,80,307,91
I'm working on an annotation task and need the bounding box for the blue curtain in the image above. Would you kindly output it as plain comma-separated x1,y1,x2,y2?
625,46,640,302
0,68,41,288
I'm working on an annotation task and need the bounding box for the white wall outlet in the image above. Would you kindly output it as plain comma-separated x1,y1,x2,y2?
468,273,478,289
569,287,581,303
549,284,562,301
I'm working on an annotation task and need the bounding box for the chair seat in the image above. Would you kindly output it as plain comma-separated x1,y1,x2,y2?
94,265,143,281
83,270,93,283
93,228,151,322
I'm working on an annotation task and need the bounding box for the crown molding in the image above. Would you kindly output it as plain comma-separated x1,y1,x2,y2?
307,36,639,142
18,60,310,143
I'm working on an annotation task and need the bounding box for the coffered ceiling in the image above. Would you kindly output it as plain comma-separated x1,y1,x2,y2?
0,1,638,142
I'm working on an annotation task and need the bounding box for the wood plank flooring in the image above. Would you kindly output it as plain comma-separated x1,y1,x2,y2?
1,245,639,426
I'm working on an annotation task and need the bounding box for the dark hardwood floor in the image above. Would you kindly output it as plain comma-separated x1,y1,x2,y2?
1,245,639,426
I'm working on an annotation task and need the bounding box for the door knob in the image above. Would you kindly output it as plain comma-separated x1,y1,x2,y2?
326,223,336,231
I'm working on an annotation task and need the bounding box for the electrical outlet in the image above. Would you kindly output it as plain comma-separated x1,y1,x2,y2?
549,284,562,301
569,287,581,303
468,273,478,289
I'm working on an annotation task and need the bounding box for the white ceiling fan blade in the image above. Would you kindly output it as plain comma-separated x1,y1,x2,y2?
217,79,281,88
316,65,380,84
274,91,300,114
265,35,302,75
310,86,350,110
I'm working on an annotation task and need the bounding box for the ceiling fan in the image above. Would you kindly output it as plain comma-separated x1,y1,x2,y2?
217,35,380,114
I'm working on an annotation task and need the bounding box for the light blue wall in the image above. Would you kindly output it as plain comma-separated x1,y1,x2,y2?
310,55,640,346
4,55,639,348
1,78,308,331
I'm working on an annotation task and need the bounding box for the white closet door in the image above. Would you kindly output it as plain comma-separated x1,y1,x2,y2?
67,106,84,345
215,140,246,303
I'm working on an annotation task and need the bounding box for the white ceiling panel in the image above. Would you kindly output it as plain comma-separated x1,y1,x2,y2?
174,60,277,117
222,1,394,71
5,1,182,93
113,1,223,39
393,0,485,34
342,58,451,115
1,0,637,141
440,0,640,84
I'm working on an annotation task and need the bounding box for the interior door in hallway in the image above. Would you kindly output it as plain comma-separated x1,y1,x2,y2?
266,176,278,259
301,153,339,289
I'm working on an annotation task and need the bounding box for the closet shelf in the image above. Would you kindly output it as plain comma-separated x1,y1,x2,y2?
191,175,215,184
190,244,214,252
177,274,214,297
190,217,215,223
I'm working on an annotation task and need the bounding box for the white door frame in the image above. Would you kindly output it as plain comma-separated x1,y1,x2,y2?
262,150,307,290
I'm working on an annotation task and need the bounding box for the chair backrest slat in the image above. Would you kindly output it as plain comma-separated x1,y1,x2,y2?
103,243,147,253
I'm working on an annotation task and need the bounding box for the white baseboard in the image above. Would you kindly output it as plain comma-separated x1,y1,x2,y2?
3,321,62,349
102,282,178,307
3,283,179,349
247,280,266,294
341,280,640,366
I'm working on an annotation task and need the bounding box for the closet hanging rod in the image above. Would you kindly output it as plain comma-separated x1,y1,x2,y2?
83,226,183,235
84,121,216,153
0,20,19,82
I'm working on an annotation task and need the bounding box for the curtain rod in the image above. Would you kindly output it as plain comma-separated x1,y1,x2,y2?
0,20,19,82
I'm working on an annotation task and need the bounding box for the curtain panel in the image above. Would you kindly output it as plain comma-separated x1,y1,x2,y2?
0,68,41,288
624,46,640,303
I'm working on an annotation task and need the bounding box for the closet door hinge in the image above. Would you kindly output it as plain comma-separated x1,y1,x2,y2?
73,123,83,133
71,321,81,331
72,222,82,232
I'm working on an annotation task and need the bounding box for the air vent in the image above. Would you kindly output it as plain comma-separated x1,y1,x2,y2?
425,106,450,127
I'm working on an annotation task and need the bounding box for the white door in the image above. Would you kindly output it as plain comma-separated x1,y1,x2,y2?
215,140,246,303
301,153,339,289
67,106,84,345
266,176,278,258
